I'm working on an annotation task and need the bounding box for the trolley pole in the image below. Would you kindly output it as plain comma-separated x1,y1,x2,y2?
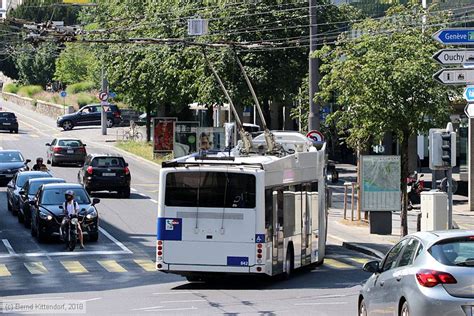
308,0,320,131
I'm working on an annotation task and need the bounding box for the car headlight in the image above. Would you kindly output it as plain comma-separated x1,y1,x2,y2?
39,211,52,221
86,208,98,219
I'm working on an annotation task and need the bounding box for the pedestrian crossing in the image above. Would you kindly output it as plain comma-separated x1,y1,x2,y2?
0,259,157,277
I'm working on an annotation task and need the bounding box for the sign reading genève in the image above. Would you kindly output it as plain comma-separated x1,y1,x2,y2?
433,29,474,45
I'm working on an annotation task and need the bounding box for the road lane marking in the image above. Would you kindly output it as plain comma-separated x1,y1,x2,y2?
98,260,127,273
150,199,158,204
0,250,131,259
61,261,88,274
350,257,370,265
153,292,201,295
0,264,11,277
134,259,156,272
80,298,102,302
146,307,198,312
139,193,149,198
324,258,354,269
24,262,48,275
131,188,138,192
2,239,16,255
99,227,133,254
295,302,348,306
132,306,164,311
160,300,205,304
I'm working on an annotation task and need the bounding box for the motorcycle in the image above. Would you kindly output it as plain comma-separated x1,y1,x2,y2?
407,172,424,210
61,213,84,251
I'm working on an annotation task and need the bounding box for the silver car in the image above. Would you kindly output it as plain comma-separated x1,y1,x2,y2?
359,230,474,316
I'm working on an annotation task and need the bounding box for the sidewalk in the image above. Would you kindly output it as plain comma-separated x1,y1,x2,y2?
327,164,474,259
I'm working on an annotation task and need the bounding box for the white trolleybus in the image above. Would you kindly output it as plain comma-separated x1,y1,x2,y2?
156,131,328,281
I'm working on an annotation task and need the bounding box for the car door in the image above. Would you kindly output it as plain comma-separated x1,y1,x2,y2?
47,139,57,161
90,106,101,125
76,107,94,126
370,239,408,316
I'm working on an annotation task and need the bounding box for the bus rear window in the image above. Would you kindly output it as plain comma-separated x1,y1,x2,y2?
165,172,256,208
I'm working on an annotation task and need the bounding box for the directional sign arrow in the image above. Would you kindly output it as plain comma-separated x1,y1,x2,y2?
433,68,474,85
464,85,474,102
433,28,474,45
433,49,474,65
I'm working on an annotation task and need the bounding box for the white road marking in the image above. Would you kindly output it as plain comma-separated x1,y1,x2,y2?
295,302,348,306
0,250,131,259
2,239,16,255
99,227,133,254
139,193,148,198
145,307,197,312
153,292,201,295
132,306,164,311
150,199,158,204
160,299,205,304
131,188,138,192
2,297,65,302
81,298,102,302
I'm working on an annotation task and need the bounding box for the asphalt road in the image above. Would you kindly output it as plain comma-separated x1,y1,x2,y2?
0,100,373,315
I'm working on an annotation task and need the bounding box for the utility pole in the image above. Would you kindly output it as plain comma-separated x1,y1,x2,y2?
308,0,320,131
101,67,108,136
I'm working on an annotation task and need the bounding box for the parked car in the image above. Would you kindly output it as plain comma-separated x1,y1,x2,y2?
18,177,66,228
0,150,30,185
7,171,52,215
78,154,131,198
56,104,122,131
0,111,19,133
30,183,100,242
45,138,87,166
359,230,474,316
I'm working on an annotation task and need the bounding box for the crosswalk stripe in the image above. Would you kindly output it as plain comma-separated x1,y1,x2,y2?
350,258,370,265
98,260,127,273
324,258,354,269
24,262,48,275
61,261,88,274
0,264,11,277
134,259,156,272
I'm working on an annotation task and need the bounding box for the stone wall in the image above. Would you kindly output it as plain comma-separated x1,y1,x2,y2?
2,92,74,119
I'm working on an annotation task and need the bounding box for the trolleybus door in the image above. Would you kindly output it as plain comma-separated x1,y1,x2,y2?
272,189,284,275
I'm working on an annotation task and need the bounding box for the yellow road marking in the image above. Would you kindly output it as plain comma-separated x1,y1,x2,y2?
24,262,48,275
98,260,127,273
134,259,156,272
0,264,11,277
324,258,354,269
350,257,370,265
61,261,88,274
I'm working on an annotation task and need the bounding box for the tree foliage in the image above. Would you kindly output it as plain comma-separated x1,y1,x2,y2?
316,4,453,235
13,43,58,86
54,44,99,85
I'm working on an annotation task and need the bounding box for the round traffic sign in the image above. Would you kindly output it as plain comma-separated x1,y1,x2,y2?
306,130,325,143
98,91,108,101
59,91,67,98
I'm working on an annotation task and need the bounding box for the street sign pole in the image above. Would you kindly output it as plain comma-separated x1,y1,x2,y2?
100,67,108,136
447,167,453,228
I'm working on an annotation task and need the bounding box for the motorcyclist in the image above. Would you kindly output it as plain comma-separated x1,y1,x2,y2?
32,157,47,171
60,190,84,249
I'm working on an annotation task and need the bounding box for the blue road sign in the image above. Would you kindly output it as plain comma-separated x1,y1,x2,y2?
433,29,474,45
464,85,474,102
109,91,117,99
59,91,67,98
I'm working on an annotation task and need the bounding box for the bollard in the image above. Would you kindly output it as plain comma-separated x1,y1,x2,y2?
343,183,349,220
351,182,355,221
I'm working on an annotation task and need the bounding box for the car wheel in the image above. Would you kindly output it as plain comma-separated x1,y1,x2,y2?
14,129,18,134
7,201,12,212
88,232,99,242
120,188,131,199
18,210,24,223
106,118,114,128
51,159,57,167
37,226,47,243
31,220,37,237
24,214,31,228
359,299,367,316
400,301,409,316
62,120,73,131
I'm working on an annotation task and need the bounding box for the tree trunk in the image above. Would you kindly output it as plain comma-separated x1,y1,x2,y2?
400,131,410,237
145,106,152,142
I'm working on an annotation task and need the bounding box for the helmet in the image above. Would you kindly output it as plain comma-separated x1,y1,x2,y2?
64,190,75,198
36,157,43,163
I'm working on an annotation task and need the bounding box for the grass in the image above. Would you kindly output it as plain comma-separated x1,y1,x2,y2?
4,83,19,94
116,141,172,164
17,85,43,98
77,93,98,107
66,81,95,94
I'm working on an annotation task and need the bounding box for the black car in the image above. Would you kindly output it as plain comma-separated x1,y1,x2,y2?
0,112,19,133
7,171,52,215
0,150,30,185
78,154,131,198
18,177,66,228
56,104,122,131
30,183,100,242
45,138,87,166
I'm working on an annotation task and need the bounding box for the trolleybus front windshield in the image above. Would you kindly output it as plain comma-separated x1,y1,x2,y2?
165,172,256,209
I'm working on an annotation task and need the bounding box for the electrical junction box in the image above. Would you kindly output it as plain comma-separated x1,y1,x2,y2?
420,191,448,231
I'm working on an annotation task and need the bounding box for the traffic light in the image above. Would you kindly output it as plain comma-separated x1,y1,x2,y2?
441,132,455,167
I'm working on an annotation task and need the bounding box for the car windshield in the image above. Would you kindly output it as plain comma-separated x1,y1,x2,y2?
0,152,24,163
17,173,51,188
0,112,15,118
41,188,90,205
165,171,256,208
91,157,124,167
28,180,64,195
429,237,474,267
58,140,83,147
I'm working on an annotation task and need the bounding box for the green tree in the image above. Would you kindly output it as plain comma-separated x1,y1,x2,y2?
316,5,453,236
13,43,58,86
54,43,99,85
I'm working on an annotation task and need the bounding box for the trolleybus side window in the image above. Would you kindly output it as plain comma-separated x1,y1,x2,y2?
165,172,256,208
